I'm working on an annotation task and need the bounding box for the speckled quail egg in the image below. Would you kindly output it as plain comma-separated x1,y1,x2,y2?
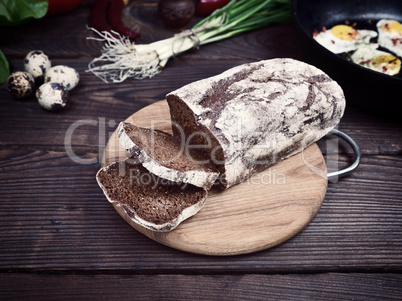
350,45,401,76
24,50,51,82
377,19,402,58
45,65,79,91
36,82,69,111
6,71,35,98
313,24,377,54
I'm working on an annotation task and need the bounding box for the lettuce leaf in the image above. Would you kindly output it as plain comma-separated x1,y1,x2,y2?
0,0,48,27
0,50,10,84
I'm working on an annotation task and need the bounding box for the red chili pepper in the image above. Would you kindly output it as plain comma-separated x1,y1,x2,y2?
108,0,141,39
90,0,114,34
195,0,231,17
391,37,402,46
89,0,141,39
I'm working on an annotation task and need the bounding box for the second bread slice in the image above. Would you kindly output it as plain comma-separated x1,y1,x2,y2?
117,122,219,190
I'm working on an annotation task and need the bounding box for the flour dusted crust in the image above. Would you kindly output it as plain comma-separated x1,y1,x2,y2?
96,160,208,232
97,58,346,232
167,58,346,189
117,122,219,189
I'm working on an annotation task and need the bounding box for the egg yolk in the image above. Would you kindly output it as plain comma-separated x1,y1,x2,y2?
381,20,402,34
331,25,357,40
374,55,401,73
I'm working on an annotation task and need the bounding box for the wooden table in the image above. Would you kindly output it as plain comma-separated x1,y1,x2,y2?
1,1,401,299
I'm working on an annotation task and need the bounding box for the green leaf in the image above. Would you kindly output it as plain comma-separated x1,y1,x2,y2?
0,0,48,27
0,49,10,84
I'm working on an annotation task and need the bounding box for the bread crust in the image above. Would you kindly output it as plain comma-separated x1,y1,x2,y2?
97,58,346,232
167,58,345,189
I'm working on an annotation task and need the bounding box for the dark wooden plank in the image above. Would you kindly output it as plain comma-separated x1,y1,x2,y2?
1,150,401,271
0,1,94,60
1,0,400,297
1,1,400,153
0,0,302,60
1,273,401,301
339,107,402,156
0,3,305,149
1,57,401,152
0,59,250,150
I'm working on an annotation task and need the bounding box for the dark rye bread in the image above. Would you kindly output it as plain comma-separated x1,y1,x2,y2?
97,58,345,232
96,159,207,231
167,58,346,189
117,122,219,189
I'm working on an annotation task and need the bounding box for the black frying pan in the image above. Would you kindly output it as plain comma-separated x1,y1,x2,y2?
292,0,402,118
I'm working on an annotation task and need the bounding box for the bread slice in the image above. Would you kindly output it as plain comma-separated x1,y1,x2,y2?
96,159,208,232
167,58,346,189
117,121,219,190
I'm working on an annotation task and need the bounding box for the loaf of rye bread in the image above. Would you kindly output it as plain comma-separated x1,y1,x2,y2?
117,121,219,190
167,58,346,189
96,160,208,231
97,58,345,232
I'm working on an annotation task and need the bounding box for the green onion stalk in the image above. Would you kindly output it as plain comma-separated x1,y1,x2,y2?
87,0,292,83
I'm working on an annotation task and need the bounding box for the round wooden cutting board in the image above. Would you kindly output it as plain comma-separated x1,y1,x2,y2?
102,100,328,256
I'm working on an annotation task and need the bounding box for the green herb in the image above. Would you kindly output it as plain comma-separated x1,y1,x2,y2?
0,0,48,27
0,50,10,84
87,0,292,83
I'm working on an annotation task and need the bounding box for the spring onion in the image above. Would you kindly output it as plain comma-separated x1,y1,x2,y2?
87,0,292,83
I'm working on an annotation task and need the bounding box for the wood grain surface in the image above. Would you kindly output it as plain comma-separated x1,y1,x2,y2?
102,100,328,255
0,0,401,299
2,273,402,301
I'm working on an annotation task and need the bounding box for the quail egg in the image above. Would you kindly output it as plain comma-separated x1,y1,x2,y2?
6,71,35,98
45,65,79,91
24,50,51,82
313,24,377,54
377,19,402,58
36,82,69,111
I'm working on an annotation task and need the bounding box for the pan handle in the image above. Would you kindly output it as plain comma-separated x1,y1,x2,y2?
327,129,361,181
